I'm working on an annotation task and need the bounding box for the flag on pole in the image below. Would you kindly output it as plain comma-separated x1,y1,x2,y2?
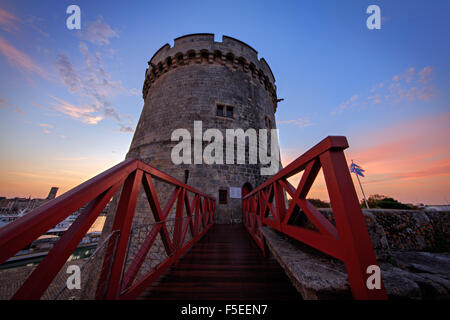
350,162,365,177
350,160,369,209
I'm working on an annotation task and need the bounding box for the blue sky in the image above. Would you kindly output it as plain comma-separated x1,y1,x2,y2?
0,0,449,204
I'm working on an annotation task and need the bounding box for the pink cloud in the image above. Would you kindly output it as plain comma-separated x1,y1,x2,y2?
0,36,47,78
280,111,450,204
277,117,313,128
49,95,103,124
0,8,20,32
418,66,433,84
334,66,436,114
39,123,53,128
80,17,118,45
345,111,450,203
392,159,450,180
0,95,25,115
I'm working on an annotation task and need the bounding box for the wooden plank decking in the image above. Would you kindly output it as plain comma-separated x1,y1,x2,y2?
139,224,301,300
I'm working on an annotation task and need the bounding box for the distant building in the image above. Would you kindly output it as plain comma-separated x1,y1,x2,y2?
0,186,59,215
46,187,59,200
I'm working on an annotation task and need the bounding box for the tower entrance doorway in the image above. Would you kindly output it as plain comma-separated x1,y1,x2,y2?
242,182,253,198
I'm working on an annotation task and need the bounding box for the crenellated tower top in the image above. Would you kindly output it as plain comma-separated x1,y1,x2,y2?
143,33,278,112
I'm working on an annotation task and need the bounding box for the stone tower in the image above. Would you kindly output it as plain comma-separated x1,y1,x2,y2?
127,33,280,224
82,34,280,298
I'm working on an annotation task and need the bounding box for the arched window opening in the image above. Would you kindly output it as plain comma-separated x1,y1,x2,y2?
214,50,222,61
201,50,209,60
238,57,246,70
226,53,234,64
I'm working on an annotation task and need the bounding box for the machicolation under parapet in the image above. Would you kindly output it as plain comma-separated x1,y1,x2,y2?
142,33,278,112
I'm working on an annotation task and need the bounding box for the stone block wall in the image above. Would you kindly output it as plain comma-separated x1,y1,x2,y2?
317,208,450,260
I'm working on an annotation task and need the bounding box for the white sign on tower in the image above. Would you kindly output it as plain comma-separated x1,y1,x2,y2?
229,187,241,199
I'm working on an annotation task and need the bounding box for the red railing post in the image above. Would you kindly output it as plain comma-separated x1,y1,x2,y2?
194,195,200,235
12,183,121,299
173,187,186,261
100,169,143,299
274,181,286,226
320,149,387,299
0,158,215,300
241,136,387,300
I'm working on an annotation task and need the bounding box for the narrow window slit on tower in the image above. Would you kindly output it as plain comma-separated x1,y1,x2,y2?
265,116,272,128
226,106,233,118
219,189,228,204
184,169,189,184
217,104,224,117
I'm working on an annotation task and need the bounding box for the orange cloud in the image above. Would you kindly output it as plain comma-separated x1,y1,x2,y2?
0,156,123,199
280,111,450,204
49,95,103,124
346,111,450,204
281,148,329,201
0,36,47,78
392,159,450,180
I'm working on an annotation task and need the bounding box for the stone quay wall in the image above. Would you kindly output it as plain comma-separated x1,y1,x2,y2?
262,209,450,299
317,209,450,260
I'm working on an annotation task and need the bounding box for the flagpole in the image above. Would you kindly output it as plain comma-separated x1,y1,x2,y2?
356,172,370,209
352,160,370,209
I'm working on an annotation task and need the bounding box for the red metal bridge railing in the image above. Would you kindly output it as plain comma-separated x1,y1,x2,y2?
0,159,215,300
242,136,387,300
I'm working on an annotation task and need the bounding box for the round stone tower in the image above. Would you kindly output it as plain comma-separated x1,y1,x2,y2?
128,33,279,223
82,34,280,298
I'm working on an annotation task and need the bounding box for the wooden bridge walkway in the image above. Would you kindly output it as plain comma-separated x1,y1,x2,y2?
139,224,301,300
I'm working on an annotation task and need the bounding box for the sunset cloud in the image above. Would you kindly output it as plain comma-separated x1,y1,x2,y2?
332,66,436,115
345,111,450,203
53,41,136,131
331,94,359,114
79,17,118,45
279,111,450,204
392,67,415,83
117,125,134,133
49,95,103,125
277,117,313,128
0,96,25,115
39,123,53,128
39,123,52,134
0,97,7,108
0,36,47,78
55,53,82,93
0,7,20,32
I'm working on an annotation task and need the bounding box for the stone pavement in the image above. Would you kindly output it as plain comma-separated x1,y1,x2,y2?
0,258,87,300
